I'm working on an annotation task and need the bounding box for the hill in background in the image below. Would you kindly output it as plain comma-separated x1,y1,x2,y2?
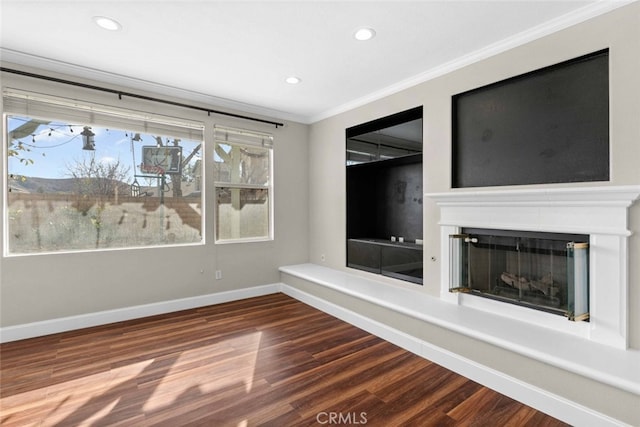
8,176,135,194
9,176,80,194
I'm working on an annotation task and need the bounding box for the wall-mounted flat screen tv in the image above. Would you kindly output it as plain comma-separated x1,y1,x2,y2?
452,49,609,188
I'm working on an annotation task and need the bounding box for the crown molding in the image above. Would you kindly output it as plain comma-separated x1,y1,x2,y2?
1,1,634,125
308,0,636,124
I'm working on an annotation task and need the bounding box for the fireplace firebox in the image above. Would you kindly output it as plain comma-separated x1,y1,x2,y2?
449,228,589,321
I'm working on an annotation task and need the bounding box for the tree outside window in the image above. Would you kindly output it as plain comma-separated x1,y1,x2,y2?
5,114,203,254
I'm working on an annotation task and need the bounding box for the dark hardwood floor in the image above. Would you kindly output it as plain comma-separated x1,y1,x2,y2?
0,293,569,426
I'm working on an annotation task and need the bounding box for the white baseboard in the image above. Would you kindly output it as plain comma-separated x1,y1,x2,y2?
280,284,629,427
0,281,629,426
0,284,280,343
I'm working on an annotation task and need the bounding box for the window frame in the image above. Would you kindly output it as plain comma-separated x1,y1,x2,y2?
3,89,206,256
213,125,274,244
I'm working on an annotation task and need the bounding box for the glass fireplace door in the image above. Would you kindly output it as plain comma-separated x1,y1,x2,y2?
449,229,589,321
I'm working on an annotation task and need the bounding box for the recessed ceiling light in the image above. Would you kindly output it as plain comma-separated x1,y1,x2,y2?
285,76,301,85
93,16,122,31
354,27,376,41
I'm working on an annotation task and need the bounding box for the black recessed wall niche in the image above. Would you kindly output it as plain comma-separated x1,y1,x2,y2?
452,49,609,188
346,106,424,285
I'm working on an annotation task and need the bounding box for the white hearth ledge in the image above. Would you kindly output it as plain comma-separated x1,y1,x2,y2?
426,185,640,349
1,267,636,425
279,263,640,397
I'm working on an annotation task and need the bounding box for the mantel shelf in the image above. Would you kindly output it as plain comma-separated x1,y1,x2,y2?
426,183,640,350
425,185,640,206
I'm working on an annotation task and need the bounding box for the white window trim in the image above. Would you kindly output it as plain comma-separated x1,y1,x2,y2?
3,89,206,256
213,125,274,243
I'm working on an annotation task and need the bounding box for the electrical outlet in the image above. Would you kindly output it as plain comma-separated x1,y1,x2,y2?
215,270,222,280
321,254,326,262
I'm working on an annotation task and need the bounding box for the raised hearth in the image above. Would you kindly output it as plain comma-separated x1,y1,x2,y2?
426,185,640,349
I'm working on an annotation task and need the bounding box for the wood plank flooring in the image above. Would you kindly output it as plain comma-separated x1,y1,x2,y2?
0,293,569,426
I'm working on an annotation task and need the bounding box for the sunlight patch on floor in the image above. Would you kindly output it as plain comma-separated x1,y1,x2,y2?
141,331,263,412
34,360,153,426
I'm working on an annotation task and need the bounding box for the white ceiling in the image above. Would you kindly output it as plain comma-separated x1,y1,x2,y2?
0,1,631,124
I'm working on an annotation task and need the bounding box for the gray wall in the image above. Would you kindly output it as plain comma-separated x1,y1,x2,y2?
0,66,310,327
306,3,640,424
1,3,639,423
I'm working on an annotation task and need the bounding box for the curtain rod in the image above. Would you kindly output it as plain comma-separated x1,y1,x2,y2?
0,67,284,128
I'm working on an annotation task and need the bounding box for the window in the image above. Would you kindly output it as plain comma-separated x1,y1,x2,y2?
213,125,273,242
4,89,204,255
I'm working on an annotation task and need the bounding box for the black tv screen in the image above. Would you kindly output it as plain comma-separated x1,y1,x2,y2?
452,49,609,188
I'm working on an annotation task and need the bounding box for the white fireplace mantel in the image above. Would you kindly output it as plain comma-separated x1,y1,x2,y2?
426,185,640,349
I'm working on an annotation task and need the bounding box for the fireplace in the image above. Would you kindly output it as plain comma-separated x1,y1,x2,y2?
426,185,640,349
449,228,589,321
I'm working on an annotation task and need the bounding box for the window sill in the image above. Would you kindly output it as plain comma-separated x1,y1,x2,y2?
215,236,273,245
